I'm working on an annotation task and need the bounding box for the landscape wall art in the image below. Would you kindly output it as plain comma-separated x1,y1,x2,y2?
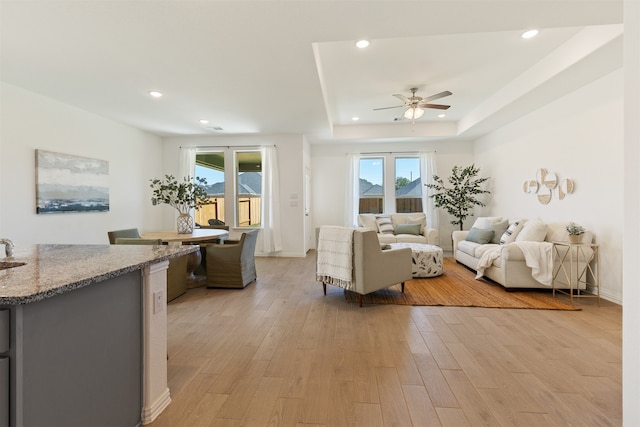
36,149,109,214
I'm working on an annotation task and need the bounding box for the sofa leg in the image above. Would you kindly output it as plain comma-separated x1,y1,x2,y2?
401,282,405,293
358,294,363,307
322,282,327,295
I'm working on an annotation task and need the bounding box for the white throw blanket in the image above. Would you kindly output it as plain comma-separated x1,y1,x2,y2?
316,226,354,290
475,241,554,286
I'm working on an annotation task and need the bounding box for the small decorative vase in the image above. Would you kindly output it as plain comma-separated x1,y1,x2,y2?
568,234,581,244
177,213,194,234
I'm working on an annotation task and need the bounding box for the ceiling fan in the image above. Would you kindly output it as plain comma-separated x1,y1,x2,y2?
374,87,452,120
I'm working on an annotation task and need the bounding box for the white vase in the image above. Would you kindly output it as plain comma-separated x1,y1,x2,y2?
177,213,194,234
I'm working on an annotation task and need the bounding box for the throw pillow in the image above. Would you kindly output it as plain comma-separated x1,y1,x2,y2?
375,215,394,234
394,223,421,235
516,218,548,242
404,214,426,234
499,220,526,245
489,219,510,244
465,227,495,244
472,216,503,229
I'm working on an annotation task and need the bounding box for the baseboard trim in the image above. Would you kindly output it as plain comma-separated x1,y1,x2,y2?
141,388,171,425
255,251,308,258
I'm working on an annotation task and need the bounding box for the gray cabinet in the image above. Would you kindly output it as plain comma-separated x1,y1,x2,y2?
1,272,142,426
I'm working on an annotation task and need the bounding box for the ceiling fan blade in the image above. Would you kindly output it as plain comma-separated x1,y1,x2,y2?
392,93,409,103
373,105,404,111
422,90,452,103
421,103,450,110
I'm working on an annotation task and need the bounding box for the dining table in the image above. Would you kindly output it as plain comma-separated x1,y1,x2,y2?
141,228,229,288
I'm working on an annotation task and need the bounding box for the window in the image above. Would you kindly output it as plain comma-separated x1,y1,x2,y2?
395,157,422,213
236,151,262,227
195,149,262,228
359,157,384,213
195,152,225,227
356,154,424,215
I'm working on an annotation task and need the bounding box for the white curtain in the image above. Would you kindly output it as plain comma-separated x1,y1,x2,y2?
179,147,196,181
420,152,439,230
345,154,360,227
179,147,197,220
260,146,282,253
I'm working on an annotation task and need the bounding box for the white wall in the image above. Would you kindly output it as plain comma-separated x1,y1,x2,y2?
310,139,475,247
0,83,165,244
623,0,640,424
474,69,623,303
161,134,308,257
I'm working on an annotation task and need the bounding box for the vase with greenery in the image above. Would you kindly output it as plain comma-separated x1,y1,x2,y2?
566,222,585,243
149,175,211,234
426,164,491,231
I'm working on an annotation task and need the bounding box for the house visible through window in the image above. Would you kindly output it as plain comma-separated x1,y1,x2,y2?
195,149,262,228
395,157,422,213
359,157,384,213
236,151,262,227
358,155,423,214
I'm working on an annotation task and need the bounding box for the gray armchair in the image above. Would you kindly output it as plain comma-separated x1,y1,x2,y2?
206,230,258,288
107,228,188,302
316,227,413,307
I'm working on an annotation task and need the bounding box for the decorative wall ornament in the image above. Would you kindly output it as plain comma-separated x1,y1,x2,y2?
523,168,574,204
36,149,109,214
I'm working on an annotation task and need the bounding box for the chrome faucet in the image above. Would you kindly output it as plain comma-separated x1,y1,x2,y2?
0,238,14,257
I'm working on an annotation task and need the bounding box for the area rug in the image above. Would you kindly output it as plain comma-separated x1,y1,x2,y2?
344,258,580,310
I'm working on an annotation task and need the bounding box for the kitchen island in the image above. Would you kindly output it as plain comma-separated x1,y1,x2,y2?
0,243,198,427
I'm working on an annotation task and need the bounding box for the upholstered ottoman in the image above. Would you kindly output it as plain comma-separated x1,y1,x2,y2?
388,243,443,277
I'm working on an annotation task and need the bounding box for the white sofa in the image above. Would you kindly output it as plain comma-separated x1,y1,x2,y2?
452,217,595,289
357,213,439,245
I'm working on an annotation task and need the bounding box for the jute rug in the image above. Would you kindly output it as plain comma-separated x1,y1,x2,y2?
344,257,580,310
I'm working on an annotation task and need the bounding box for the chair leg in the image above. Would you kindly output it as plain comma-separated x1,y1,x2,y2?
401,282,405,293
358,294,363,307
322,282,327,295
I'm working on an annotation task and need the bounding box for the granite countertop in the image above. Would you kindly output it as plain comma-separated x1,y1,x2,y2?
0,244,199,305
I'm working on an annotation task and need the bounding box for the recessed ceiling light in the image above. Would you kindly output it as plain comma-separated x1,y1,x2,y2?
199,119,210,124
438,113,446,118
352,116,360,121
149,91,163,98
521,29,539,39
355,40,370,49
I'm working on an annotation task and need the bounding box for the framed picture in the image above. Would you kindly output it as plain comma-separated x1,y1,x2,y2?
35,149,109,214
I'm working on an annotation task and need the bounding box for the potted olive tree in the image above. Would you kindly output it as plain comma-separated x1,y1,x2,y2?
149,175,211,234
426,164,491,231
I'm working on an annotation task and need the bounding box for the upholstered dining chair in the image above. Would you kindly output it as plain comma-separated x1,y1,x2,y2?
107,228,188,302
205,229,258,288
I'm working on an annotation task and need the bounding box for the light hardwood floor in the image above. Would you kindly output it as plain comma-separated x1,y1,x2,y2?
149,253,622,427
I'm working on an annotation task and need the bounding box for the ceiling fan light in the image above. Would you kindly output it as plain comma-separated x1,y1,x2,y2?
404,107,424,120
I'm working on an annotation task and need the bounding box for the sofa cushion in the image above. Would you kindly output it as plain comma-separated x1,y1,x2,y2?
357,214,377,231
488,219,509,244
472,216,503,229
472,217,508,244
465,227,495,244
458,240,483,257
377,234,397,244
394,223,421,235
516,218,548,242
395,234,428,244
375,215,394,234
391,213,426,234
499,219,526,245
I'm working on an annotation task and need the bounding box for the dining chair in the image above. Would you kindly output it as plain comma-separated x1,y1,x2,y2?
205,229,258,288
108,228,187,302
